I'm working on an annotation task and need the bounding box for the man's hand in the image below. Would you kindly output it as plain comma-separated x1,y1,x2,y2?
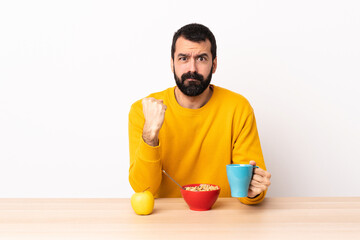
247,160,271,198
142,97,167,146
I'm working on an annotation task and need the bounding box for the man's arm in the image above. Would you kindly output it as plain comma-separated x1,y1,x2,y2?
128,98,166,196
232,109,271,205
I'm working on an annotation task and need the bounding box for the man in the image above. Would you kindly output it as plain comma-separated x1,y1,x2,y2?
128,23,271,205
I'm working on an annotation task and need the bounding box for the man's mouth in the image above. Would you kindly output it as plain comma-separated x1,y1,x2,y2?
185,78,200,82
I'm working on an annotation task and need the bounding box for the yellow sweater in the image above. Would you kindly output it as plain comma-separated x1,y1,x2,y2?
128,85,267,205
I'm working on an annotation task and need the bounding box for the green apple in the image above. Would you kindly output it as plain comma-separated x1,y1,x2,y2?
131,190,154,215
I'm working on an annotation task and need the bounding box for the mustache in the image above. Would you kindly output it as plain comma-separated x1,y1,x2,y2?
181,71,204,82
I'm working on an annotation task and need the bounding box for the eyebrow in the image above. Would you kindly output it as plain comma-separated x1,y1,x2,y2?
177,53,209,58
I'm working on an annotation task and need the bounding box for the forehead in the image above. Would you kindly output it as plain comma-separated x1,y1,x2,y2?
174,36,211,56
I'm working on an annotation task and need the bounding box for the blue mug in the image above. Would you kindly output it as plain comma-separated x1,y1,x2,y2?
226,164,259,197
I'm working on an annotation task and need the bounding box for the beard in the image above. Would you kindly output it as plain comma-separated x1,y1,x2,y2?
173,66,213,97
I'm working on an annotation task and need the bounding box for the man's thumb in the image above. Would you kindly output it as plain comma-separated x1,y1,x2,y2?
249,160,256,166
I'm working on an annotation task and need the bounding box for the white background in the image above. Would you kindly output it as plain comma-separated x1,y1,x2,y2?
1,0,359,198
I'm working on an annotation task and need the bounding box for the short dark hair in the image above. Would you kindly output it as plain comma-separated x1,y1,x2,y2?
171,23,217,61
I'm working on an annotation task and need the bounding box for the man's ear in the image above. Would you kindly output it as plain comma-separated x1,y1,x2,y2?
170,58,174,73
212,57,217,73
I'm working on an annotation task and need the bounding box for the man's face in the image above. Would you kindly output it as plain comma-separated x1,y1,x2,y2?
171,37,217,96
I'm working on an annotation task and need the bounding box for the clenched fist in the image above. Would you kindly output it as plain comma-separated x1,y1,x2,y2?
142,97,167,146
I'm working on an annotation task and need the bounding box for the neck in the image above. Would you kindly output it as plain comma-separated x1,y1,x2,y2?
174,85,213,109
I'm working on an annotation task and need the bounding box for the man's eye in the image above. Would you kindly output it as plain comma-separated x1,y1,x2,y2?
179,57,187,61
198,57,205,61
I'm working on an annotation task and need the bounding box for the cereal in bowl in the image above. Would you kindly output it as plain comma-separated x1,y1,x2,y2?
184,184,219,192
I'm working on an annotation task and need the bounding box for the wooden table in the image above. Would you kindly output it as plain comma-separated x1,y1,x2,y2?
0,197,359,239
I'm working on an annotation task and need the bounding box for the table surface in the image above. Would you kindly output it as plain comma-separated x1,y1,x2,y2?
0,197,359,240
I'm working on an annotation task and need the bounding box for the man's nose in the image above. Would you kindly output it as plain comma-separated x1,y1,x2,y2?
189,58,197,72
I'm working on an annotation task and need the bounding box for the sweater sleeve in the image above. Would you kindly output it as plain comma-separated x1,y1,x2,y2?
232,107,267,205
128,101,162,196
